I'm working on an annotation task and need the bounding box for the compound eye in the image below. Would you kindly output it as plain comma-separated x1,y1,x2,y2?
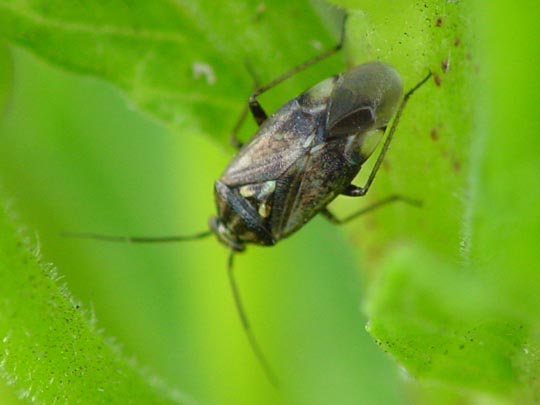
328,106,375,138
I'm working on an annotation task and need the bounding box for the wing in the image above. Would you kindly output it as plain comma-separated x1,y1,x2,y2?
270,136,363,240
269,153,311,239
327,62,403,137
221,98,321,186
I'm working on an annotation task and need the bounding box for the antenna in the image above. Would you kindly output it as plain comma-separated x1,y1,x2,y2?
62,230,212,243
227,251,279,387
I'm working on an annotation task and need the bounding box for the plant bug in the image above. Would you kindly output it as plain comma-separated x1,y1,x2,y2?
68,15,432,388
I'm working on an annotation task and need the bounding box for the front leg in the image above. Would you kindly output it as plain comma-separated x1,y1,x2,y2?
230,12,348,149
229,90,269,149
248,93,268,125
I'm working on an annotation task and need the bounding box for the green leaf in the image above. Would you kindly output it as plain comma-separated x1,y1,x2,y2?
330,0,472,266
0,0,344,145
0,196,188,404
0,2,402,403
358,0,540,401
0,41,12,116
0,46,404,403
1,0,539,403
367,247,540,400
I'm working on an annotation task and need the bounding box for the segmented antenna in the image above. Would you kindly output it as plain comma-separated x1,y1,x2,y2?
227,251,279,387
62,230,212,243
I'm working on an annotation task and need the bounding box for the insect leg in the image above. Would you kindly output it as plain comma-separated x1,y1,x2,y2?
250,12,347,102
230,12,348,149
229,63,267,149
227,251,279,387
241,61,270,125
321,194,421,225
229,103,250,149
228,94,267,149
228,95,267,149
347,71,433,197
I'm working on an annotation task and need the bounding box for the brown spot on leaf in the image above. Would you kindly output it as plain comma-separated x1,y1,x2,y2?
441,58,449,73
452,159,462,173
435,16,443,27
433,73,442,87
454,38,461,47
430,128,439,141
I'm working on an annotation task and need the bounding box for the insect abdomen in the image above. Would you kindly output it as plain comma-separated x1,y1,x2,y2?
269,135,364,239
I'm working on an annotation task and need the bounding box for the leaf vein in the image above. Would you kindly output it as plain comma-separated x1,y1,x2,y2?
0,3,188,44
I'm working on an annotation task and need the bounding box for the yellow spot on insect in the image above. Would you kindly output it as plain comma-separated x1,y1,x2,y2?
310,143,325,154
240,185,256,198
258,202,271,218
303,133,316,148
260,180,276,196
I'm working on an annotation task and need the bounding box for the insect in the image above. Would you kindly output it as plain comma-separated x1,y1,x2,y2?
69,16,432,387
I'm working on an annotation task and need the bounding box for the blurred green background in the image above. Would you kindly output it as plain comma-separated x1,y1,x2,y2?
0,34,400,405
0,0,539,404
0,1,403,400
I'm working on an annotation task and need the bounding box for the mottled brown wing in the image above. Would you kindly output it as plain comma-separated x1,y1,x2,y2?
270,136,364,240
268,153,311,239
220,99,318,187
